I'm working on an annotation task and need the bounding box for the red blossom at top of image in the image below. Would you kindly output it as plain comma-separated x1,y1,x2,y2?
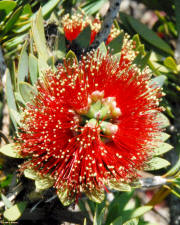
16,39,164,205
61,12,120,45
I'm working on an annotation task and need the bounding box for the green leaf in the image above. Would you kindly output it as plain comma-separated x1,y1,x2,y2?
153,142,173,156
0,143,22,158
108,181,131,192
131,206,152,218
54,29,66,59
105,191,134,225
15,91,26,106
3,202,27,221
24,168,40,180
121,206,152,223
140,52,151,69
132,34,141,49
38,57,49,76
84,218,87,225
5,69,17,129
1,194,13,209
150,75,166,88
158,132,170,141
174,178,180,186
123,218,139,225
35,177,54,190
32,8,49,61
57,188,74,206
17,41,28,86
126,14,173,55
0,6,23,37
164,56,178,72
41,0,62,18
97,42,107,56
133,52,143,65
175,0,180,35
82,0,108,15
19,82,37,103
29,54,38,85
156,113,170,128
66,50,78,65
94,207,106,225
85,189,105,203
110,216,123,225
145,157,170,171
10,109,22,127
75,25,91,48
108,32,124,54
0,1,16,21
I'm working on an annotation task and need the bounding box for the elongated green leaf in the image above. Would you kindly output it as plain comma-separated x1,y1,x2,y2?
86,189,105,203
17,41,28,86
175,0,180,35
24,169,40,180
0,1,16,21
10,0,62,34
66,50,78,65
131,206,152,218
133,52,143,65
10,109,22,127
164,56,178,72
42,0,62,17
15,91,25,106
126,14,173,55
82,0,108,15
19,82,37,103
108,32,124,54
35,177,54,190
150,75,166,88
105,191,134,225
32,8,48,61
57,188,74,206
121,206,152,223
108,180,131,192
123,218,139,225
3,202,27,221
97,42,107,56
110,216,122,225
75,25,91,48
140,52,151,69
5,69,17,129
0,6,23,37
156,113,170,128
0,143,22,158
1,194,13,209
94,207,106,225
38,57,49,77
84,218,87,225
54,29,66,59
145,157,170,171
158,132,170,141
29,54,38,85
132,34,141,49
153,142,173,156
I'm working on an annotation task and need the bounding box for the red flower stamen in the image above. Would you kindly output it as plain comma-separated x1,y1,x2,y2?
17,44,163,204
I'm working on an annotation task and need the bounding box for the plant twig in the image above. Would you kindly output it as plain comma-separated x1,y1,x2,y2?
0,131,10,144
0,46,6,78
88,0,122,50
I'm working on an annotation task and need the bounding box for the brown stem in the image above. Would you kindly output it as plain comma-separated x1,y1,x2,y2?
0,130,10,144
88,0,122,50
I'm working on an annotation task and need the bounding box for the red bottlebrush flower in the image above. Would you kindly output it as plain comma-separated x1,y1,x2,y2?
62,13,120,45
62,13,89,42
16,42,163,205
90,18,101,44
